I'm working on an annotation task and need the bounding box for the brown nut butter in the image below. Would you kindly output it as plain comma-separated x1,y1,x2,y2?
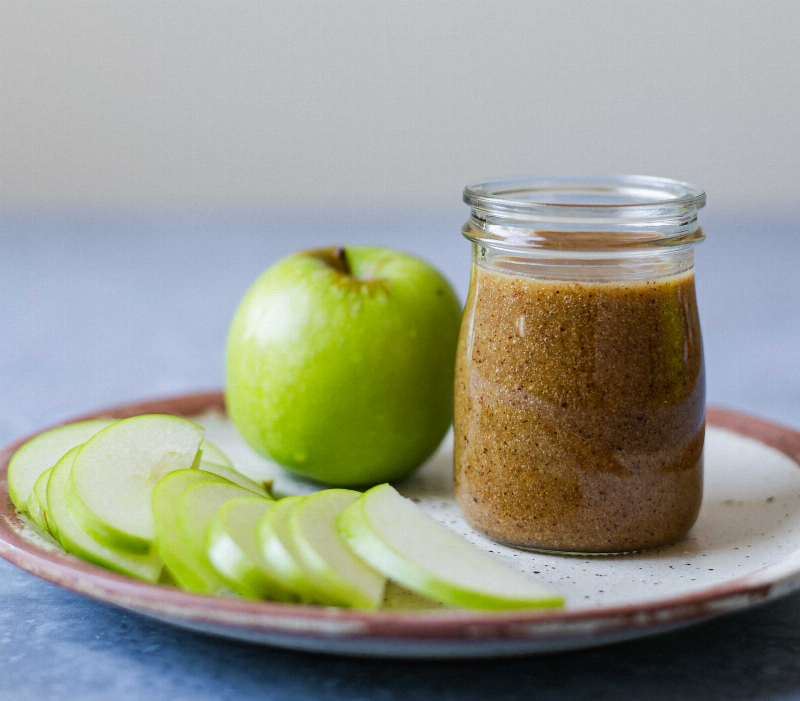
455,177,707,554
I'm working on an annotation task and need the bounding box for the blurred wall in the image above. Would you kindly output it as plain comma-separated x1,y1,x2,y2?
1,0,799,209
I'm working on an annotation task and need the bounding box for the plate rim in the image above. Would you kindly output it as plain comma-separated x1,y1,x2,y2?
1,391,800,645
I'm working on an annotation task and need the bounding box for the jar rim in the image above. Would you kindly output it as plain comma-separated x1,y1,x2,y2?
463,175,706,221
462,175,706,255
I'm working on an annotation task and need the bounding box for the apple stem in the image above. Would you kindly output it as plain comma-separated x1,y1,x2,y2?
331,247,351,276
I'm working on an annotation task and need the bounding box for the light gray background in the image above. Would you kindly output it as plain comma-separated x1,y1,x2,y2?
2,0,800,209
1,1,800,699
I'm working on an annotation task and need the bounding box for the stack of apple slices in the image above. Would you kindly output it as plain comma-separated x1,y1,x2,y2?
9,415,563,610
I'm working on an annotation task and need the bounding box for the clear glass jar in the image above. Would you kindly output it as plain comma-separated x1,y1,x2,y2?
454,176,706,554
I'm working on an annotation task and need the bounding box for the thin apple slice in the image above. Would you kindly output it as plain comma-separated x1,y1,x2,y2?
207,496,295,601
27,486,49,534
177,480,256,595
8,418,116,513
199,439,234,468
68,415,204,554
198,461,272,498
256,496,322,603
33,467,56,538
47,446,163,581
289,490,385,609
338,484,564,610
152,468,232,594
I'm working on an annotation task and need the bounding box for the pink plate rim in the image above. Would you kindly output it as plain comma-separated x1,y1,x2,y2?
1,391,800,644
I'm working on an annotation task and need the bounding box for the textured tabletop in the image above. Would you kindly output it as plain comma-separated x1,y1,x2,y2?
1,206,799,700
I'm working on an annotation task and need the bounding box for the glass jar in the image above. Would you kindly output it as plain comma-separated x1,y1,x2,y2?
454,176,706,554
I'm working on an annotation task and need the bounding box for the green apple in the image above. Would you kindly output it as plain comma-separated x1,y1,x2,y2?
198,461,272,498
256,496,320,602
289,489,385,609
8,418,115,513
47,446,163,582
225,246,461,486
68,415,204,554
199,439,234,468
177,480,256,595
152,469,232,594
338,484,564,610
206,496,294,601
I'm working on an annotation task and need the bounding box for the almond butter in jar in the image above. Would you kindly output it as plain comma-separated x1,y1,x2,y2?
454,176,707,554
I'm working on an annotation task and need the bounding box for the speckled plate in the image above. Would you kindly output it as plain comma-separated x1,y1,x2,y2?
2,392,800,658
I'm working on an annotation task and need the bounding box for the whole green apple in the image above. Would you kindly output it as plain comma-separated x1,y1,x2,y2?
225,246,462,486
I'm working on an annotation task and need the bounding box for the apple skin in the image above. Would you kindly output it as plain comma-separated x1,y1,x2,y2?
225,246,462,486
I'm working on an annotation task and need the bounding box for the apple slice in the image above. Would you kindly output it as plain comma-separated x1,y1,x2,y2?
207,496,295,601
8,418,115,513
33,467,56,538
152,469,232,594
289,489,386,609
47,446,163,581
199,439,234,468
27,486,49,535
256,496,322,603
68,415,204,554
338,484,564,609
177,480,256,595
198,461,272,498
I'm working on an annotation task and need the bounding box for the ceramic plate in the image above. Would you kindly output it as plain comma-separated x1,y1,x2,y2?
1,392,800,658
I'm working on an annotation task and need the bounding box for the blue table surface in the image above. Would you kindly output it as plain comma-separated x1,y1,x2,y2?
1,206,799,700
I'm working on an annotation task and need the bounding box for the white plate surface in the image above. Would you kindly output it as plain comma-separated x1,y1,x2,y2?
199,410,800,613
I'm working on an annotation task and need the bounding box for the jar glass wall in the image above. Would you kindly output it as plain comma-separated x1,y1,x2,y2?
454,176,707,554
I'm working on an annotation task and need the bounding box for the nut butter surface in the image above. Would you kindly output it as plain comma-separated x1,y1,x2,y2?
454,262,704,553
